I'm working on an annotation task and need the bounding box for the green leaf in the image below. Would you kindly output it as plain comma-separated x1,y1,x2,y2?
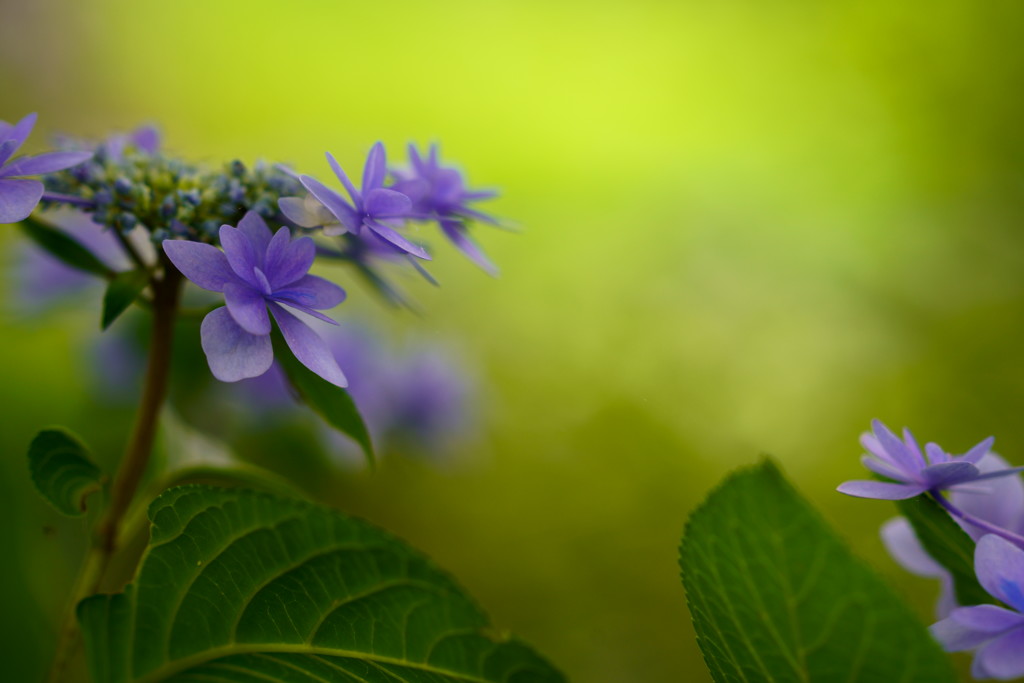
78,485,564,683
102,268,150,330
896,494,993,607
19,216,114,278
272,327,375,467
28,428,103,516
679,459,956,683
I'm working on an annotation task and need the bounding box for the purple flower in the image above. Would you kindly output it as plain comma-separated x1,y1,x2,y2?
837,420,1002,500
931,534,1024,680
103,125,161,161
882,453,1024,618
0,113,92,223
392,144,500,275
162,211,347,387
288,143,429,260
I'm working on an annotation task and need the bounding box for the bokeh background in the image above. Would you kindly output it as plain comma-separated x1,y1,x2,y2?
3,1,1024,680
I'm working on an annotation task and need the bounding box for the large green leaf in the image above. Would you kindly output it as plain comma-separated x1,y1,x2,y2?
272,328,375,467
79,485,564,683
896,494,993,608
19,216,114,278
102,268,150,330
28,428,103,516
679,459,956,683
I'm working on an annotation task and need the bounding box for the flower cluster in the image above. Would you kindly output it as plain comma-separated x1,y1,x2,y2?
839,420,1024,679
6,114,500,392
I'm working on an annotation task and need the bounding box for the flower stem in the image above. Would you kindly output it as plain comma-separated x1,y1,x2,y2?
931,492,1024,549
46,260,182,682
41,191,96,208
97,262,181,555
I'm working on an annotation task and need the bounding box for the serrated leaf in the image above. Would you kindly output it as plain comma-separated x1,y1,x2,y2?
28,428,103,516
79,485,564,683
102,268,149,330
19,216,114,278
272,328,375,467
679,459,956,683
896,494,993,607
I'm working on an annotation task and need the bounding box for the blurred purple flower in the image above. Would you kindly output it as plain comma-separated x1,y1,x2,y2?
12,209,128,309
836,420,1017,500
103,125,160,161
882,453,1024,618
288,143,429,259
0,113,92,223
163,211,347,386
392,144,500,275
931,534,1024,680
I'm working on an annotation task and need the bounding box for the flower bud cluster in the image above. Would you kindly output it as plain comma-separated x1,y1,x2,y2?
41,138,302,244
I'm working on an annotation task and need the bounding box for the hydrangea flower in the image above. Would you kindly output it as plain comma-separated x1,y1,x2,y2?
931,534,1024,680
0,113,92,223
882,453,1024,618
837,420,1009,500
392,144,500,274
162,211,347,386
288,143,429,259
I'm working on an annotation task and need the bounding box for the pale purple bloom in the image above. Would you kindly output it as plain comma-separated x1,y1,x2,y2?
103,125,160,161
392,144,500,275
12,209,127,308
882,453,1024,618
0,113,92,223
289,143,429,260
162,211,347,386
931,534,1024,680
837,420,1002,500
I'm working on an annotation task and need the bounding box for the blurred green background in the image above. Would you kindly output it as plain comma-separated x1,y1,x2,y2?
3,0,1024,680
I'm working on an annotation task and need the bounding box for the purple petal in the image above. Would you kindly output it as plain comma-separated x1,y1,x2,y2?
441,219,498,275
219,225,261,286
300,174,360,231
364,218,431,260
269,303,346,387
163,240,239,292
954,453,1024,540
0,178,44,223
921,461,980,489
926,443,949,465
964,436,996,465
274,274,346,309
836,480,926,500
237,211,273,258
975,535,1024,611
0,112,36,159
456,206,501,225
0,151,92,178
365,188,412,218
952,605,1024,633
131,126,160,154
881,517,957,618
362,141,387,191
464,189,499,201
264,229,314,289
930,615,1000,652
278,196,336,229
0,140,18,167
902,427,927,468
861,455,910,482
326,152,361,206
974,627,1024,680
881,517,947,578
224,282,270,335
872,420,918,471
200,307,273,382
273,299,339,325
